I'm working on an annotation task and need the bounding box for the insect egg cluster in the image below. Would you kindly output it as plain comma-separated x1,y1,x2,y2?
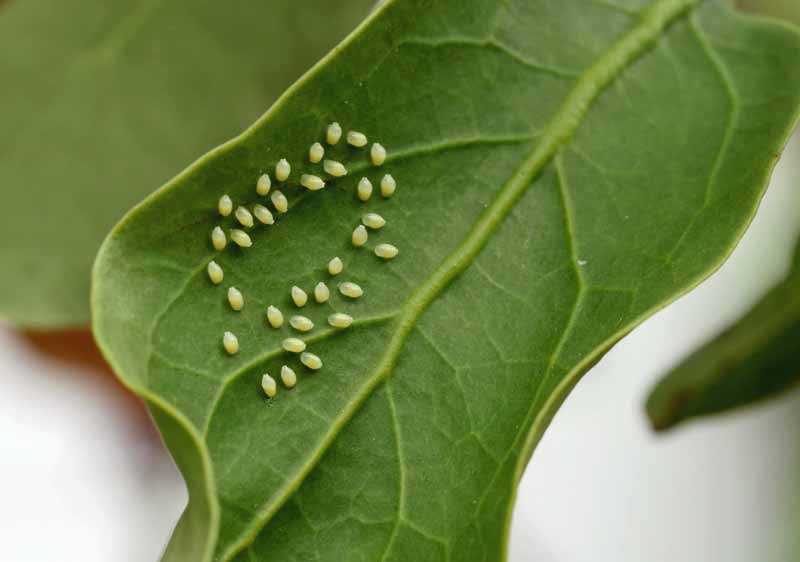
206,121,401,399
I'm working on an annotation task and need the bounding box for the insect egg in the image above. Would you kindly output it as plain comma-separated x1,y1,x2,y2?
362,213,386,229
291,286,308,307
212,226,227,250
267,305,284,328
328,257,343,276
375,243,399,259
352,225,368,247
328,312,353,328
261,373,277,398
271,190,288,213
230,229,252,248
347,130,368,147
223,331,239,355
207,260,224,284
290,315,314,332
314,282,330,303
275,158,291,181
256,173,271,196
323,159,347,177
253,204,274,225
309,142,325,163
300,352,322,370
327,122,342,145
282,337,306,353
280,365,297,388
218,194,233,216
235,206,254,228
339,281,363,298
227,286,244,311
371,143,386,165
300,174,326,191
380,174,396,197
357,177,373,201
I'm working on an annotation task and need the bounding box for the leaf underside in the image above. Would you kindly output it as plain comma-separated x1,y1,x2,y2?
0,0,373,328
91,1,800,561
647,237,800,430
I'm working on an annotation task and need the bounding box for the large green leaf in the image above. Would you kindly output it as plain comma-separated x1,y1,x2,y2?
647,237,800,430
0,0,373,328
91,1,800,560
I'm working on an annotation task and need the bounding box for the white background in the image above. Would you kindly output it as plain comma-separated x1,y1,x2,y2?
0,134,798,561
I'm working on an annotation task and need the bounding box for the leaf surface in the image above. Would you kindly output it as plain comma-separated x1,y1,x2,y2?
91,1,800,560
647,238,800,430
738,0,800,23
0,0,373,327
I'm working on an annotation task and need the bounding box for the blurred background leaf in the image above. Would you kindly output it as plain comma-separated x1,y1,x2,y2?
647,238,800,430
0,0,373,329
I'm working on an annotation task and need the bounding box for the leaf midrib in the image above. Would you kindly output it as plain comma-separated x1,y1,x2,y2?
218,0,703,559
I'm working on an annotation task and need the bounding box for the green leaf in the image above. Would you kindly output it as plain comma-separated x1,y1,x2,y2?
738,0,800,24
647,237,800,430
91,1,800,560
0,0,373,328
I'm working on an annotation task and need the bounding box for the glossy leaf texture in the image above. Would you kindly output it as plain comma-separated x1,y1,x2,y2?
647,238,800,430
0,0,373,328
91,1,800,561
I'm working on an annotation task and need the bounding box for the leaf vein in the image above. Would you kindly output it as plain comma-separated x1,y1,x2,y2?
663,12,741,264
401,37,581,79
377,383,408,562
